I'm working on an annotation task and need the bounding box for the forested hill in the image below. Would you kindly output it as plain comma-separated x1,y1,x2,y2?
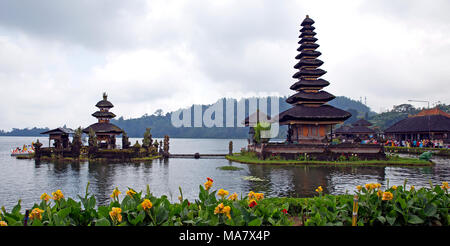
111,96,374,138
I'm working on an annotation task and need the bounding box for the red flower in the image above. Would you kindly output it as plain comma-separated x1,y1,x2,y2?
282,209,288,214
248,200,257,208
207,177,213,182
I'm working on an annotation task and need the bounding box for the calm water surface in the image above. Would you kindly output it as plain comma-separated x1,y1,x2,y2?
1,136,449,210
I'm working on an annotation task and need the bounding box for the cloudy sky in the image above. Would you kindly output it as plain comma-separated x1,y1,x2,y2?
0,0,449,130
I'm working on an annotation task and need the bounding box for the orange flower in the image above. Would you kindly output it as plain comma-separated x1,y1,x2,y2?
204,178,213,191
110,187,121,199
248,199,257,208
377,189,383,197
217,189,229,199
126,189,136,197
228,192,238,201
109,207,122,223
382,192,394,201
141,199,153,211
248,191,256,200
29,208,45,220
315,186,323,193
0,221,7,226
254,193,264,201
214,203,231,219
356,185,362,191
40,193,51,202
52,190,64,201
441,182,449,190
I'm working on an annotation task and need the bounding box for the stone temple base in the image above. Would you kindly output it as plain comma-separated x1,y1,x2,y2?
248,142,386,161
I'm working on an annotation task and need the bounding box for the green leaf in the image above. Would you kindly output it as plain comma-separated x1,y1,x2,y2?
386,216,396,226
377,216,386,224
423,204,437,217
57,207,71,219
248,218,262,226
95,217,111,226
408,215,424,224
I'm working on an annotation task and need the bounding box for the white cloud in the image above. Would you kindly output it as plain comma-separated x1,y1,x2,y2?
0,0,449,130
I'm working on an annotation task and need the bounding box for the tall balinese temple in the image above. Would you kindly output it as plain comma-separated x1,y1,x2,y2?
83,93,123,149
277,15,351,144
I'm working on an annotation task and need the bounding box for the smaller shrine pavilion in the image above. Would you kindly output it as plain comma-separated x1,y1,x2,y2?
83,93,123,149
40,127,74,149
243,110,272,144
335,118,377,141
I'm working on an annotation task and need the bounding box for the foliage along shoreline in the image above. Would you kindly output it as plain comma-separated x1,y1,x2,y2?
0,178,448,226
385,146,450,157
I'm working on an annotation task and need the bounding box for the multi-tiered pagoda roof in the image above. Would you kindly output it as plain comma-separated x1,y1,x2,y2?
278,15,351,124
83,93,123,135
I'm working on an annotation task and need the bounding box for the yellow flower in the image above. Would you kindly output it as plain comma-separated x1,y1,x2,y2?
52,190,64,201
126,189,136,197
110,187,121,199
382,191,393,201
141,199,153,211
254,193,264,201
441,182,449,190
40,193,51,202
204,178,213,191
228,192,238,201
377,189,383,197
217,189,229,199
315,186,323,193
214,203,231,219
214,203,225,214
365,183,371,190
375,183,381,189
410,186,415,191
109,207,122,223
248,191,256,200
29,208,45,220
0,221,7,226
391,185,397,190
356,185,362,191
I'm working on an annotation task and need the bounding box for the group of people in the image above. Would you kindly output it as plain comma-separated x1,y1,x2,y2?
384,139,446,148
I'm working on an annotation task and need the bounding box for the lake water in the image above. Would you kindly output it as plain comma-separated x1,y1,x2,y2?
1,136,449,210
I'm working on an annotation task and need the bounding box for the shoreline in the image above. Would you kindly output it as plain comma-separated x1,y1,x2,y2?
226,154,433,167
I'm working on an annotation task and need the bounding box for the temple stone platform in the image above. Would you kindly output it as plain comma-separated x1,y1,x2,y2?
248,143,386,161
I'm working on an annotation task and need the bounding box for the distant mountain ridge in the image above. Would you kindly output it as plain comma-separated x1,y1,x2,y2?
0,96,374,137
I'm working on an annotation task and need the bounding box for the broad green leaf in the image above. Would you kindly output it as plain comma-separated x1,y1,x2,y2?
95,217,111,226
423,204,437,217
408,215,424,224
248,218,262,226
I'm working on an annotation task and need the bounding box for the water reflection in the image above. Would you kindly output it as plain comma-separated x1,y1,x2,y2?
1,137,449,210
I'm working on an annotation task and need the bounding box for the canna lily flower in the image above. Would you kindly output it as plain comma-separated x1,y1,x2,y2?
110,187,121,199
282,209,288,214
255,193,264,201
356,185,362,192
204,178,213,191
410,186,415,191
382,192,394,201
40,193,51,202
391,185,397,190
126,189,136,198
248,199,257,208
217,189,229,199
0,221,7,226
377,189,383,197
315,186,323,193
228,192,238,201
441,182,449,190
214,203,231,219
248,191,256,200
52,190,64,201
141,199,153,211
29,208,45,221
109,207,122,223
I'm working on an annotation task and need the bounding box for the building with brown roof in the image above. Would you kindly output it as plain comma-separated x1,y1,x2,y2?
384,107,450,143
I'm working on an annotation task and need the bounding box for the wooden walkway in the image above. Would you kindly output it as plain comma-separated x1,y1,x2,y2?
169,154,227,159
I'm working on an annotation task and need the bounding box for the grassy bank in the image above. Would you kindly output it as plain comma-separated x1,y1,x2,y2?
226,153,432,167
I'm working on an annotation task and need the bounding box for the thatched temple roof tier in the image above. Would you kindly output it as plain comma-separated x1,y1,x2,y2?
294,58,324,69
295,50,322,59
290,79,330,90
297,43,320,51
292,68,326,78
286,90,335,104
298,37,318,44
82,122,123,134
299,31,317,38
92,111,116,118
278,104,351,124
384,115,450,134
301,16,315,26
95,100,114,108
